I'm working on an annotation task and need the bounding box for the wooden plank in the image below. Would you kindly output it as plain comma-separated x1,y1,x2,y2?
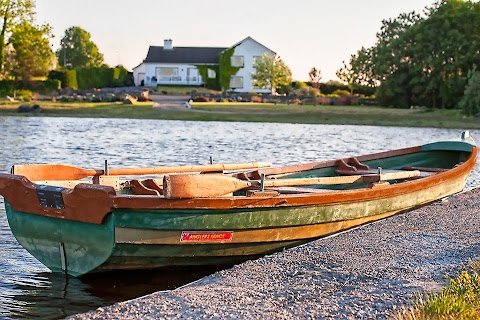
163,170,422,198
13,162,272,181
402,166,448,173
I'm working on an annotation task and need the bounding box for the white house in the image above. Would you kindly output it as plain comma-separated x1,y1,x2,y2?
132,37,275,93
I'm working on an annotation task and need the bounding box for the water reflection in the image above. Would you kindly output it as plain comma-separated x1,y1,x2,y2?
2,267,230,320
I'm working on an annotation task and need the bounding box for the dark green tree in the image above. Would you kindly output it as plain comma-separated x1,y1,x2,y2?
412,0,480,108
459,67,480,116
8,21,54,81
57,26,104,68
0,0,35,77
371,11,423,107
368,0,480,108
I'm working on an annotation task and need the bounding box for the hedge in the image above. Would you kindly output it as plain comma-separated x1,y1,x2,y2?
0,79,61,96
48,66,133,89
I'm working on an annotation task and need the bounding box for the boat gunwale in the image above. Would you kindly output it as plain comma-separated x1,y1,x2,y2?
0,142,477,224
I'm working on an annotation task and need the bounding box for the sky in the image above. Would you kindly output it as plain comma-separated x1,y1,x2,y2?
36,0,435,82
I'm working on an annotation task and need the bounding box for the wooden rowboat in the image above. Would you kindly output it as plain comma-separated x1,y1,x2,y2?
0,132,477,277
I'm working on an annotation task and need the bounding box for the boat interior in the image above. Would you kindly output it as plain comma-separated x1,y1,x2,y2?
12,147,469,198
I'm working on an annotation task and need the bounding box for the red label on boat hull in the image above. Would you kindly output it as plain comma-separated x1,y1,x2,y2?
180,231,233,242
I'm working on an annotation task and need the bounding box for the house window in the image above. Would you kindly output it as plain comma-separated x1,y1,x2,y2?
156,67,178,77
252,56,262,66
230,76,243,88
231,55,244,67
208,69,216,79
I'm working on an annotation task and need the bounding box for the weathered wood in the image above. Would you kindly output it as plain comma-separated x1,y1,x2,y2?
163,174,253,198
402,166,448,173
163,170,422,198
129,180,161,196
12,162,272,181
337,168,433,178
264,187,333,194
142,179,164,195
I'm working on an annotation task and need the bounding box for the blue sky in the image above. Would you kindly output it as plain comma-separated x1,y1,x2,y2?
36,0,435,81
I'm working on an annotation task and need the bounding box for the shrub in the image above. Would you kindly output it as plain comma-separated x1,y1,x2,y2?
192,96,208,102
15,89,33,101
337,95,358,105
292,86,321,97
332,89,351,96
64,70,78,89
459,68,480,116
48,70,66,87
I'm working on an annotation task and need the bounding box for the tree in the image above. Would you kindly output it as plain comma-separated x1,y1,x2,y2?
57,26,104,68
308,67,322,89
8,21,54,81
411,0,480,108
459,67,480,116
336,58,357,96
252,54,292,94
371,11,423,107
0,0,35,76
353,0,480,108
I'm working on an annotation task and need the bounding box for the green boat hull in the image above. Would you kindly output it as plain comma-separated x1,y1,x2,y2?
4,171,467,276
1,139,477,276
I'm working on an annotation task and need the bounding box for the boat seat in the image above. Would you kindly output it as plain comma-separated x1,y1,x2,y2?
128,179,162,196
336,158,370,172
142,179,164,195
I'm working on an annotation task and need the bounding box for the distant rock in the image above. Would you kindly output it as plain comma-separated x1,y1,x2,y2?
17,104,42,113
123,95,136,104
17,104,30,112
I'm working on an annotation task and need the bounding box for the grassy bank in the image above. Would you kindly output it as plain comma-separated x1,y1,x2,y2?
1,101,479,129
394,261,480,319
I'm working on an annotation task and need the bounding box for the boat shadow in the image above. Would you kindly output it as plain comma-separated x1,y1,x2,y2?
3,265,232,320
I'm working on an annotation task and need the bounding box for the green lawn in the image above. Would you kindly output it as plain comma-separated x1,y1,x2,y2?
1,101,479,129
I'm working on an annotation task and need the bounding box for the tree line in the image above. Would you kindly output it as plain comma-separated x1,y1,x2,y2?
0,0,129,89
338,0,480,114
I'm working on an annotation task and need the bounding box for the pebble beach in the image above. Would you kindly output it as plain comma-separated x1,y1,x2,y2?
68,188,480,319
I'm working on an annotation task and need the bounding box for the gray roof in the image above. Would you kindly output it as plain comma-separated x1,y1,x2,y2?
144,46,227,64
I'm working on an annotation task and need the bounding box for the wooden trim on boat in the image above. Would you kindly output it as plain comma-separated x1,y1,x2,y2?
0,144,476,225
113,148,477,210
12,162,272,181
0,174,115,224
255,146,423,176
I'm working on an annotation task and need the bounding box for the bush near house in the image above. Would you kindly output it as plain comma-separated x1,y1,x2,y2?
0,79,60,99
48,66,133,90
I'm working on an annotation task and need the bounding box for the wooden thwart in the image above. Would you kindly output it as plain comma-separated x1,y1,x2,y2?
163,170,421,199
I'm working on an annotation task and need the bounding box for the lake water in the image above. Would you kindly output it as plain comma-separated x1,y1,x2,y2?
1,117,479,319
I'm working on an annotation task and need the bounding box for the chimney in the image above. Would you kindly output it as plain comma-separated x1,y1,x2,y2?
164,39,173,50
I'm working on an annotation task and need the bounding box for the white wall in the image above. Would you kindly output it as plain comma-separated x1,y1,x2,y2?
142,63,203,86
231,38,275,93
132,64,146,86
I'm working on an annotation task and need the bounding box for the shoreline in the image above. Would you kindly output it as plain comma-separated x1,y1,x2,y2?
1,100,480,129
67,188,480,319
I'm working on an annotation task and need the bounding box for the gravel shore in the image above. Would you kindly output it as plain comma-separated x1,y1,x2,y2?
68,188,480,320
